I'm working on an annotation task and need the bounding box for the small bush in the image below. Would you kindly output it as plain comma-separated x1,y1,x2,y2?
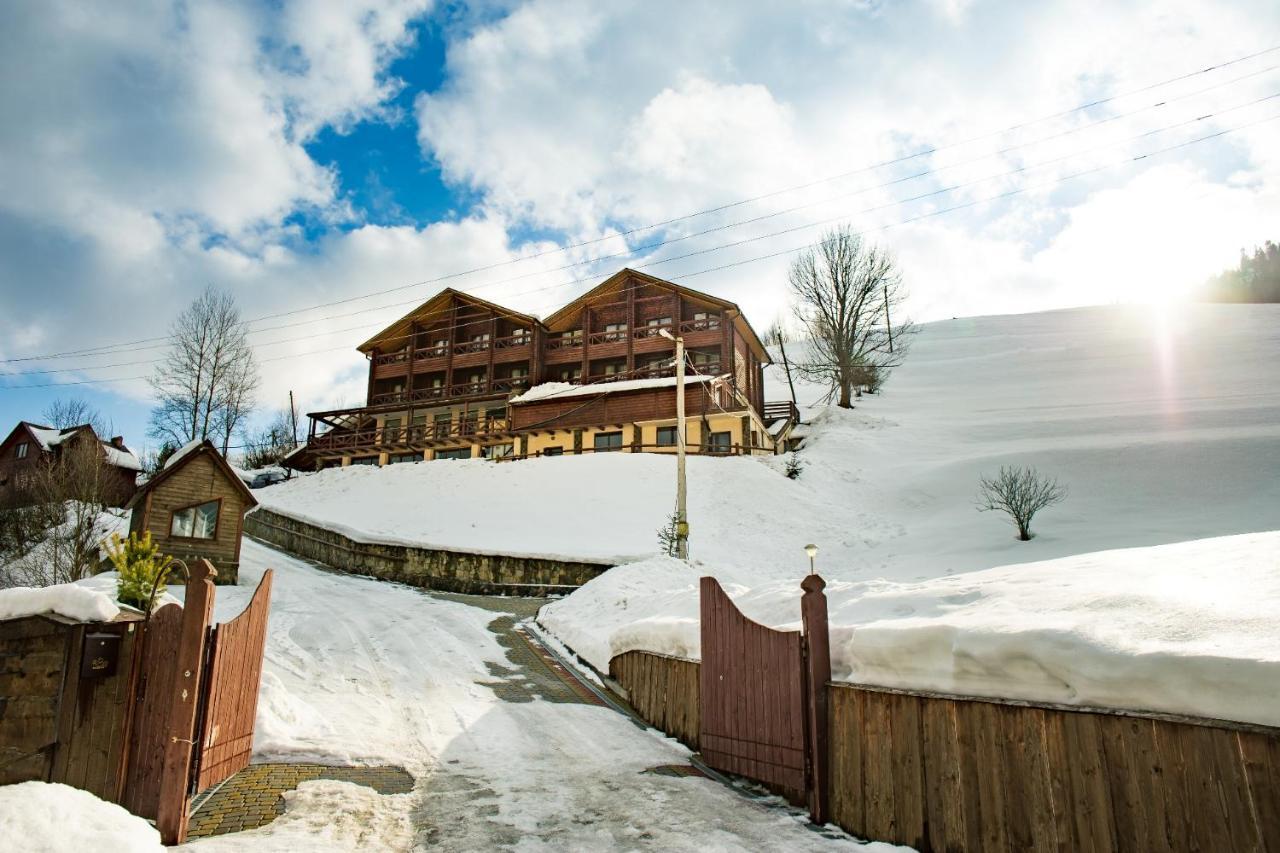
976,465,1067,541
657,512,680,557
107,531,178,611
784,453,805,480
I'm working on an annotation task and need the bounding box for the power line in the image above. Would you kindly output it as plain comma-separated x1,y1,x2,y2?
10,84,1276,383
4,42,1277,365
5,109,1274,393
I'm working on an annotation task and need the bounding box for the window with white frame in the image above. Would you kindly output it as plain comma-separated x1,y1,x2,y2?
170,500,219,540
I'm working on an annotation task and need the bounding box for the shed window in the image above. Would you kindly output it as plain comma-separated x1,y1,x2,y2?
542,447,564,457
171,500,219,540
15,442,28,459
707,431,732,453
656,426,679,446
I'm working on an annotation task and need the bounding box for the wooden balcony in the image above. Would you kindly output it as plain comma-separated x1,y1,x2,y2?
372,333,533,379
369,376,530,407
308,416,516,455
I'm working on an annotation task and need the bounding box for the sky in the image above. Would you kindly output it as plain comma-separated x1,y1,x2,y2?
1,0,1278,454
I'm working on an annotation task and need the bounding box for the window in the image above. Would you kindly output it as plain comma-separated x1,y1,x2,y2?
602,361,625,376
509,366,528,378
542,447,564,457
511,328,529,343
707,431,732,453
691,349,717,365
560,329,582,342
641,356,670,375
603,322,627,342
640,316,673,337
170,500,219,540
389,453,420,464
350,456,378,465
646,316,672,327
558,366,582,381
433,413,452,439
482,443,514,459
435,447,472,460
594,431,623,452
656,426,679,447
382,417,402,443
15,442,28,459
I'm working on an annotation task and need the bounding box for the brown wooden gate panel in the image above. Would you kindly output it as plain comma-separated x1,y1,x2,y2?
194,569,273,792
120,603,184,819
699,576,808,803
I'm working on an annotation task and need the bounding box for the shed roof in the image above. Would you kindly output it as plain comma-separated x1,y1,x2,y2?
127,440,258,510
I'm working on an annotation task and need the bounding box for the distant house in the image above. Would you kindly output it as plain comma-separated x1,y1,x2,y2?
287,268,799,469
126,440,258,585
0,421,141,508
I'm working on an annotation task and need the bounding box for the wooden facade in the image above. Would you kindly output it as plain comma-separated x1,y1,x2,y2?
292,269,796,468
0,421,140,508
127,441,258,585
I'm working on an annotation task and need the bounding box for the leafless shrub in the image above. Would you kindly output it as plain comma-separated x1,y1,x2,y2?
977,465,1068,541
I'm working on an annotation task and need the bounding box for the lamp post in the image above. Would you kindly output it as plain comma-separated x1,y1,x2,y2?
659,327,689,559
804,543,818,575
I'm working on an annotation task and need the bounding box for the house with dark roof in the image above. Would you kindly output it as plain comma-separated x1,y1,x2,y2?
290,269,799,469
0,421,141,508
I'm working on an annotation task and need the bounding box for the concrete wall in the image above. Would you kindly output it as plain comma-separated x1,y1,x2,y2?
244,508,610,596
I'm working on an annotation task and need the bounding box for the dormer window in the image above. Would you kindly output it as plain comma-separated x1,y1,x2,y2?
15,442,28,459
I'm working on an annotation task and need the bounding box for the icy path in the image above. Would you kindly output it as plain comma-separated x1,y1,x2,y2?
186,540,903,852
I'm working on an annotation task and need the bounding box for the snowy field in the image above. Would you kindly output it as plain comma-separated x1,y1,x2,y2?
258,303,1280,725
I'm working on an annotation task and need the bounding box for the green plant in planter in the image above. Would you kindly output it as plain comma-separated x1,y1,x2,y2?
107,531,178,612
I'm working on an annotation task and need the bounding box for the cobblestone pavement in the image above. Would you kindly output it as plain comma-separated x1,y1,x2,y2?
187,763,414,839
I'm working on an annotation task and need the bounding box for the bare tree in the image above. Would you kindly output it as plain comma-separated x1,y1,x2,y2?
790,226,915,407
42,398,110,435
977,466,1068,541
149,286,259,448
764,320,798,407
1,438,120,587
240,408,300,470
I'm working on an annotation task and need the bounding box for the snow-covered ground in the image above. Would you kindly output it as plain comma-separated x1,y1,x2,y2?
160,539,897,851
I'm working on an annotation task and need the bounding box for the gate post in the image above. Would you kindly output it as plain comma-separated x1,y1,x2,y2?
156,559,217,845
801,573,831,825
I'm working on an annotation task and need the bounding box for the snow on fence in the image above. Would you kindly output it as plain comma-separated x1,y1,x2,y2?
607,576,1280,853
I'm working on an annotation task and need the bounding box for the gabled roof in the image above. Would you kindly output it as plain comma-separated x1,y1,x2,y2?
545,269,772,364
357,288,544,354
127,440,258,510
3,421,141,471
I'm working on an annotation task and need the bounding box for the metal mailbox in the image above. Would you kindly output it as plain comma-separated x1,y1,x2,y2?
80,631,121,679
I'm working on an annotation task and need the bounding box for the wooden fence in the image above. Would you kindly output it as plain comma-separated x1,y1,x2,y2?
609,650,700,749
608,572,1280,852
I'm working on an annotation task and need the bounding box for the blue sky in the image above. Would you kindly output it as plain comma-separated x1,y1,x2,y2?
1,0,1278,456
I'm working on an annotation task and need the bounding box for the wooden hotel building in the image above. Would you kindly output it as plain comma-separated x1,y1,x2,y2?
288,269,798,469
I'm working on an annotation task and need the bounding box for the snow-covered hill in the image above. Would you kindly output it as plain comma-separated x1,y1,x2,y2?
257,301,1280,724
260,302,1280,580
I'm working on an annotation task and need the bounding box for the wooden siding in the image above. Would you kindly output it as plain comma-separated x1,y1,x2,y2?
132,453,247,583
830,683,1280,853
609,650,700,749
0,616,68,783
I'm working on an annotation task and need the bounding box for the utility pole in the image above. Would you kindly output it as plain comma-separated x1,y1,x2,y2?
288,390,299,445
660,328,689,559
884,284,894,354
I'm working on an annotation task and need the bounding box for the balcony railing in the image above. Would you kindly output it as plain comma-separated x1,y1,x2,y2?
369,376,530,406
374,333,531,366
545,334,583,350
310,417,514,452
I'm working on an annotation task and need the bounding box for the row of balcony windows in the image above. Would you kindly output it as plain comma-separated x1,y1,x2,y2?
374,314,722,365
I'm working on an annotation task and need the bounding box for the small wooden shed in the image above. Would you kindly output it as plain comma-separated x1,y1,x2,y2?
127,441,258,585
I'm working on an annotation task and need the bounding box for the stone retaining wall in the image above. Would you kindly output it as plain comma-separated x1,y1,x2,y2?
244,508,611,596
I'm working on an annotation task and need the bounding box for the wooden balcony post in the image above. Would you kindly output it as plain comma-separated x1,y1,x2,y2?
800,573,831,826
366,349,377,405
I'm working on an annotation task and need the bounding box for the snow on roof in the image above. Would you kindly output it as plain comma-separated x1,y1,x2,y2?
22,423,142,471
103,445,142,471
164,438,204,470
0,583,120,623
25,424,68,451
510,374,717,404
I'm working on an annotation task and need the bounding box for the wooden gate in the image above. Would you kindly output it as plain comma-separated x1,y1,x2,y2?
118,560,273,844
193,569,273,791
698,574,831,822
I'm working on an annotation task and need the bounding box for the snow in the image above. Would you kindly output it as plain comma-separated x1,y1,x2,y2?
23,424,141,471
26,425,66,451
0,582,119,623
510,372,715,403
167,539,902,850
542,532,1280,727
0,782,163,852
164,438,205,470
102,444,142,472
